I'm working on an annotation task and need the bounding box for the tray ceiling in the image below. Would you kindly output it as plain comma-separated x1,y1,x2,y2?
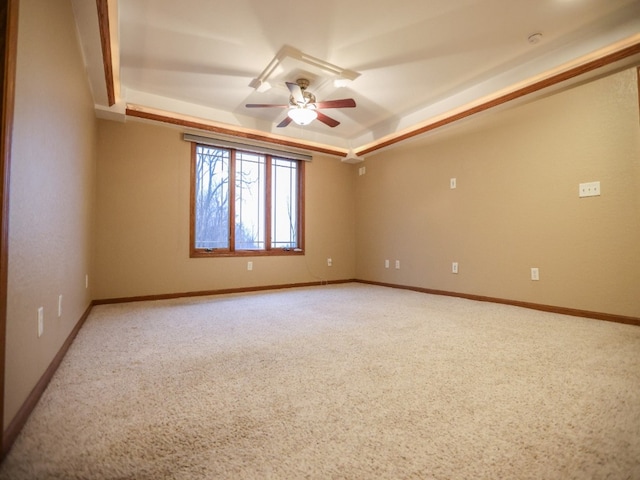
72,0,640,158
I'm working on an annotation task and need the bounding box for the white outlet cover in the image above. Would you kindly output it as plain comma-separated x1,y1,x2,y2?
579,181,600,198
450,178,457,189
452,262,459,274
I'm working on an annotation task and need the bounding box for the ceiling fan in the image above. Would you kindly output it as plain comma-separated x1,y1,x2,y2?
245,78,356,128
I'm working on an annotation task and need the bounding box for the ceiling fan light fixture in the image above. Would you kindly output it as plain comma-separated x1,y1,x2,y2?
288,107,317,125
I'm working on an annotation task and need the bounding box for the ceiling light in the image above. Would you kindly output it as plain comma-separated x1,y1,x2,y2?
288,107,317,125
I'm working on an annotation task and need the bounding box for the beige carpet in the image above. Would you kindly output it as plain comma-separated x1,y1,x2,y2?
1,283,639,479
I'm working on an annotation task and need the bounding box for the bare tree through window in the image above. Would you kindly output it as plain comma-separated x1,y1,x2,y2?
194,147,229,249
192,144,303,255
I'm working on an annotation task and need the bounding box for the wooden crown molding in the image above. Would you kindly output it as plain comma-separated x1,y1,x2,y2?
95,1,640,159
125,106,348,158
96,0,115,107
356,40,640,156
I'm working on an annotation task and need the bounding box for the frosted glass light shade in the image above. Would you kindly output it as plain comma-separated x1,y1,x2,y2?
288,107,317,125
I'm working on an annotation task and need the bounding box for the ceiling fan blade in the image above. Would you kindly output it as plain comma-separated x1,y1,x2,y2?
316,111,340,128
245,103,289,108
277,116,293,128
286,82,305,105
314,98,356,109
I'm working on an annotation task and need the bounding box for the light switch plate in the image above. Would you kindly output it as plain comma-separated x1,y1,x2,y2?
531,267,540,281
37,307,44,337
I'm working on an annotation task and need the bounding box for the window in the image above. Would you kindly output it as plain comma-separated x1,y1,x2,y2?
190,143,304,256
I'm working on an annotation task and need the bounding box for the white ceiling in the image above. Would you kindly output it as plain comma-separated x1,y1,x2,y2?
72,0,640,156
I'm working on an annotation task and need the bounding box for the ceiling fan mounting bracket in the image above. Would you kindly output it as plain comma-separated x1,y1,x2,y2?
295,78,310,90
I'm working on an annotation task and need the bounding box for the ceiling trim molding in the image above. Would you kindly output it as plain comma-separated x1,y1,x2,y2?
249,45,360,91
97,3,640,159
96,0,115,106
125,105,349,158
356,39,640,157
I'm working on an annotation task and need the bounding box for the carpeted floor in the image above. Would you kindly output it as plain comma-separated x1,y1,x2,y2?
1,283,639,479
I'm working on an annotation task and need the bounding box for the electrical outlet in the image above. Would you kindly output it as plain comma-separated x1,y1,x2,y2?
395,260,400,269
247,261,253,271
58,295,63,317
452,262,459,274
579,181,600,198
531,267,540,281
384,259,389,269
37,307,44,337
327,258,332,267
450,178,457,189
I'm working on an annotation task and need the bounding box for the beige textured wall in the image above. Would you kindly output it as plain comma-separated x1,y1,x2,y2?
354,68,640,318
5,0,97,426
5,4,637,435
94,120,356,299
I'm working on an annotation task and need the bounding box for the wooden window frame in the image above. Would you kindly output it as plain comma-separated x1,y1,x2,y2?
190,142,305,257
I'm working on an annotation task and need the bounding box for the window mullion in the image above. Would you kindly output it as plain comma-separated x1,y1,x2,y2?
229,149,236,252
265,155,272,251
189,143,197,256
298,161,305,252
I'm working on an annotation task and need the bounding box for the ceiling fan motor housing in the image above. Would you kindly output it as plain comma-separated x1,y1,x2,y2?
296,78,310,90
288,78,316,106
290,91,316,107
